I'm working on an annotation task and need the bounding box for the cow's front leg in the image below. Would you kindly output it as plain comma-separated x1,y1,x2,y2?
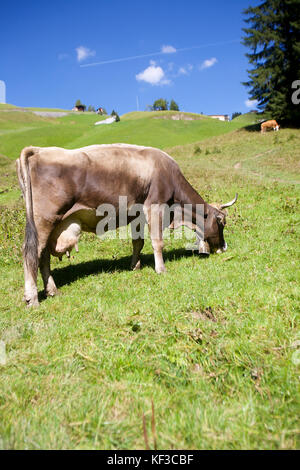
145,205,166,274
151,237,166,273
39,247,58,297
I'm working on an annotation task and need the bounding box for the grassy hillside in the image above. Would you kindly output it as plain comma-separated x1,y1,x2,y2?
67,115,238,150
0,107,250,161
231,112,261,125
0,110,105,160
121,110,208,120
0,106,299,449
0,104,18,110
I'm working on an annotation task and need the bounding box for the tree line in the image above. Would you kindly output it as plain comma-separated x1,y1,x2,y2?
147,99,180,111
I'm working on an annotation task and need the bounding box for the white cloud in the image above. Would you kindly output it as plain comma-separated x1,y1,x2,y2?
136,63,170,85
245,99,258,108
76,46,96,62
178,67,188,75
200,57,217,70
178,64,193,76
161,45,177,54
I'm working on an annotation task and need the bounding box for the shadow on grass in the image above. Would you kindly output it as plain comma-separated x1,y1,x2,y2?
242,123,261,132
44,247,205,294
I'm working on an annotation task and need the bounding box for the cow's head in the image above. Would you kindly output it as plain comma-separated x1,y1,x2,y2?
200,194,238,255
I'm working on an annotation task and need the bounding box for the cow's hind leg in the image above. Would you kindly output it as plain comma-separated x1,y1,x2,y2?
131,238,144,270
23,218,39,307
23,216,57,306
24,255,39,307
39,247,58,297
130,220,145,270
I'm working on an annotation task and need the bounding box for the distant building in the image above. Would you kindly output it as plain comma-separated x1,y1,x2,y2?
0,80,6,103
209,114,230,122
72,104,86,112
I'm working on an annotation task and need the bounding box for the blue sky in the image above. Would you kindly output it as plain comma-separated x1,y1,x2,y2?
0,0,260,116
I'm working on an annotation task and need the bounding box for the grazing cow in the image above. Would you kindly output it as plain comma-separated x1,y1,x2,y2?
261,120,280,133
16,144,238,306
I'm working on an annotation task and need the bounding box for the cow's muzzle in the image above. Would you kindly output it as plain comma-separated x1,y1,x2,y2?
216,241,228,254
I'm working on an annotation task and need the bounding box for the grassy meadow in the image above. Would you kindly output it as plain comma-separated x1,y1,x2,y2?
0,107,299,449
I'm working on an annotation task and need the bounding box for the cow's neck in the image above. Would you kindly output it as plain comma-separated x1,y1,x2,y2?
174,173,208,213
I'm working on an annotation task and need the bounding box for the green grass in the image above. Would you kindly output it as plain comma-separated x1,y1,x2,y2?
25,107,72,112
0,104,70,112
0,104,17,109
231,111,261,125
0,107,299,449
122,110,208,120
0,108,251,160
68,114,239,150
0,111,106,160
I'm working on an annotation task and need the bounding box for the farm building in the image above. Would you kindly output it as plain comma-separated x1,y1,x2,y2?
208,114,230,121
73,105,86,112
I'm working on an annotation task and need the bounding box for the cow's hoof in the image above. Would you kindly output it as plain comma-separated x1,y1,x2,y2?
155,266,167,274
25,298,39,308
131,260,141,271
45,288,60,298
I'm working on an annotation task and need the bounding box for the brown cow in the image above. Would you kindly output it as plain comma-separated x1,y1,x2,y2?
16,144,237,306
261,120,280,133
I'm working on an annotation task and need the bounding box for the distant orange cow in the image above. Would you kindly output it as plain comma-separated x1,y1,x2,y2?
261,120,280,133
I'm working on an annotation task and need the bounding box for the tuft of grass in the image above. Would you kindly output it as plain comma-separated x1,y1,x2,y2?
194,145,202,155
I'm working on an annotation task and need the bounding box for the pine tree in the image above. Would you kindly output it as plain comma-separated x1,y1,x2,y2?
111,109,120,121
243,0,300,123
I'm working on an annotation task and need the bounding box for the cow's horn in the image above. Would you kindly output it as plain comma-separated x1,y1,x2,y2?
220,193,238,209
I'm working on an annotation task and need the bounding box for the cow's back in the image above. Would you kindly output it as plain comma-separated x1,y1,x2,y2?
81,144,178,205
29,144,179,211
35,144,177,178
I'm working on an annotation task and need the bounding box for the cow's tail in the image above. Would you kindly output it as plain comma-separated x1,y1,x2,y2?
16,147,38,277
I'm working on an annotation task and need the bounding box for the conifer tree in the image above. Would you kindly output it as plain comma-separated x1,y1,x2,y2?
243,0,300,123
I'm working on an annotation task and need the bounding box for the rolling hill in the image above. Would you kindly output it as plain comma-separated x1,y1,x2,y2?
0,106,257,161
0,103,299,449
